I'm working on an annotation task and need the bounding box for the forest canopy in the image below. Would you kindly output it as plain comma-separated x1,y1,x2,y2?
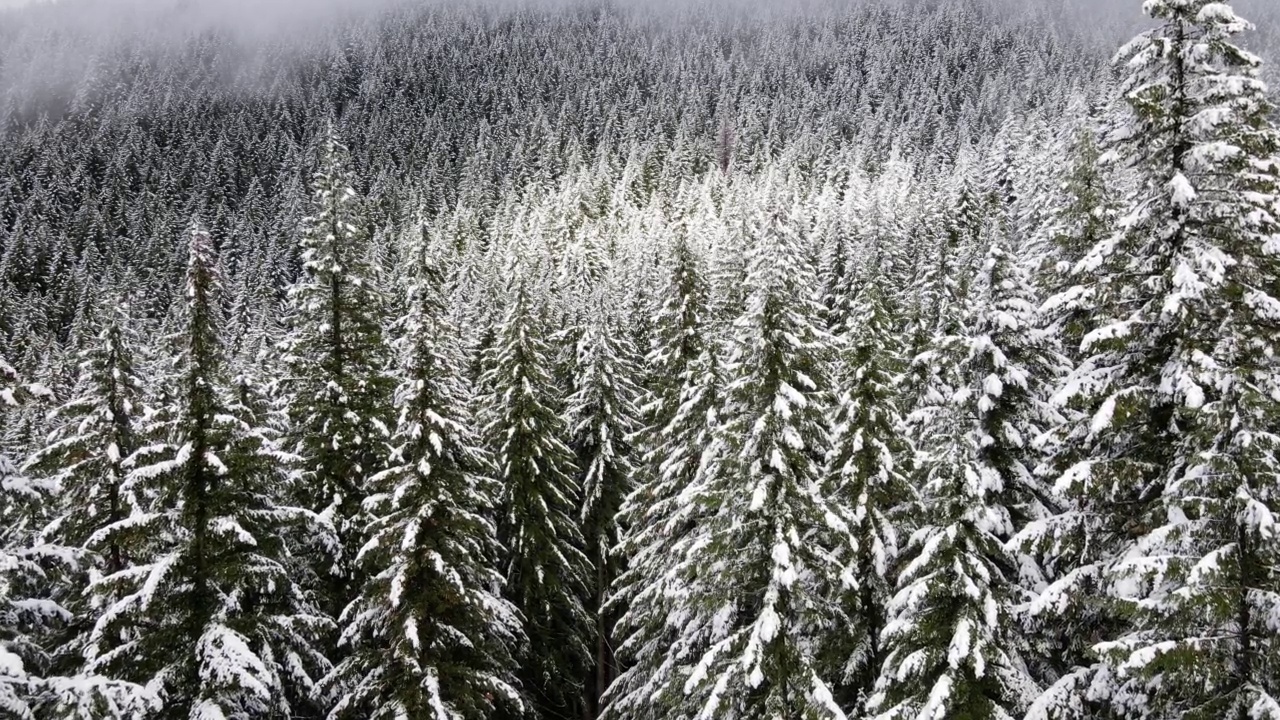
1,0,1280,718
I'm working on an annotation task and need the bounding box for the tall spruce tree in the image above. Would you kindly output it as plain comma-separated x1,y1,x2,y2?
1039,126,1117,364
23,300,145,674
870,233,1051,720
21,306,166,719
324,234,523,720
875,219,1064,717
869,378,1040,720
968,231,1065,541
968,228,1068,693
817,214,858,335
281,127,394,621
480,269,592,720
903,184,983,404
823,275,916,714
1027,130,1117,675
566,294,642,718
606,231,723,720
673,206,851,720
85,223,333,718
0,357,59,719
1035,3,1280,719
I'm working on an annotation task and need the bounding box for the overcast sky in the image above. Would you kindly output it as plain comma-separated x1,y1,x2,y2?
0,0,1153,21
0,0,1273,35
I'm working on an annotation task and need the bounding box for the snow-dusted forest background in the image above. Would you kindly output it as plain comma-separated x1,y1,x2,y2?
2,0,1280,718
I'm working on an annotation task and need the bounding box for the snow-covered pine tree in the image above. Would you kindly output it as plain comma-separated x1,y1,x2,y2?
281,126,394,621
86,222,333,718
480,268,592,720
871,229,1052,720
636,228,713,441
817,210,858,335
606,229,724,720
325,231,523,720
823,272,916,714
22,299,146,681
674,203,851,720
967,227,1072,692
1035,3,1280,719
1026,126,1117,647
1,358,138,718
870,384,1040,720
925,181,986,329
566,291,642,718
968,230,1065,543
618,239,663,395
709,204,750,330
1039,124,1117,364
903,181,984,403
18,305,165,719
0,356,59,719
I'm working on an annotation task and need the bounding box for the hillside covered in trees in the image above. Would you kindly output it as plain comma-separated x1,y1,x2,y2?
2,0,1280,718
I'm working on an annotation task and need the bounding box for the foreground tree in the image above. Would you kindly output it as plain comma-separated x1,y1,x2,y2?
606,232,722,720
23,301,146,675
870,382,1041,720
281,127,394,620
1039,125,1116,364
5,343,153,720
567,295,642,718
85,223,333,718
823,277,916,714
673,207,851,720
481,270,592,720
1034,3,1280,719
325,236,523,720
872,228,1054,720
0,357,59,718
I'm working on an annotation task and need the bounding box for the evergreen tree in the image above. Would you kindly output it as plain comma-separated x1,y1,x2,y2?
823,276,916,714
606,232,723,720
86,223,333,718
19,297,179,714
567,294,642,718
0,356,57,719
903,185,982,403
674,207,851,720
633,230,713,442
1026,129,1117,677
869,397,1041,720
0,359,139,719
281,127,395,621
968,232,1065,540
324,234,523,720
817,214,858,335
481,269,592,720
1040,125,1117,363
23,300,146,679
1036,3,1280,718
872,223,1061,720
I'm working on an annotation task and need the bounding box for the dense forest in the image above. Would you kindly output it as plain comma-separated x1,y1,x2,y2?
2,0,1280,718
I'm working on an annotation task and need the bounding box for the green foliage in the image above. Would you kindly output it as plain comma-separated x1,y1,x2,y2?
607,230,721,720
326,236,523,720
1036,3,1280,718
281,128,396,620
674,205,851,720
481,271,593,720
824,278,916,713
84,223,332,718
